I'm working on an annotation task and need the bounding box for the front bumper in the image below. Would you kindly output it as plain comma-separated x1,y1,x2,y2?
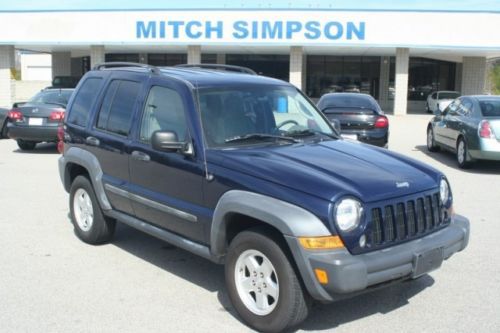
7,123,58,142
285,214,470,302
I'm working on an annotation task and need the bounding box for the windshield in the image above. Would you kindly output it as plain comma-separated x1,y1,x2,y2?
479,99,500,117
438,92,460,100
29,90,73,106
198,85,334,147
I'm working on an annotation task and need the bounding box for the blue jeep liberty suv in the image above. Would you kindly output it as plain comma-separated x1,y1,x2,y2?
58,63,470,333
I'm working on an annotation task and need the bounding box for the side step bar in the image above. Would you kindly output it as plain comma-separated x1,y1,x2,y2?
107,210,223,264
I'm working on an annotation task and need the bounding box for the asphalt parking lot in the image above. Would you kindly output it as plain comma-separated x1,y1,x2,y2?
1,114,499,333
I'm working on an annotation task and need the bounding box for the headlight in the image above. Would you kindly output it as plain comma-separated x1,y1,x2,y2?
439,178,450,204
335,198,363,232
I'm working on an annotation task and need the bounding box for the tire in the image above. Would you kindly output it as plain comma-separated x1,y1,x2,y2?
17,139,37,150
426,127,439,152
426,102,431,113
69,175,116,244
456,137,472,169
225,229,309,333
1,121,8,139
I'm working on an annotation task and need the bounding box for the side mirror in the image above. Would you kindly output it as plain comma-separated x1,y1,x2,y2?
330,119,341,133
151,131,186,152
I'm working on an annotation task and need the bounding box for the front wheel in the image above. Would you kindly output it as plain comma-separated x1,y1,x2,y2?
225,230,309,333
427,127,439,152
69,175,116,244
457,137,472,169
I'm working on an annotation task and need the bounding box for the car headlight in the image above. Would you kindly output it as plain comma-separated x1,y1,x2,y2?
439,178,450,204
334,198,363,232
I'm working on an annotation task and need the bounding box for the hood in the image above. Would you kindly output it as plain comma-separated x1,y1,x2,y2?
208,140,441,203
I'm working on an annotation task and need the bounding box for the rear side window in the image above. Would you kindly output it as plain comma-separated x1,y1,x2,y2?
67,77,103,127
96,80,141,136
479,99,500,117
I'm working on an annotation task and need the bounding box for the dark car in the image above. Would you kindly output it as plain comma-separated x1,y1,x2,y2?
51,76,81,88
0,107,9,138
317,93,389,147
427,95,500,168
7,88,74,150
59,63,469,333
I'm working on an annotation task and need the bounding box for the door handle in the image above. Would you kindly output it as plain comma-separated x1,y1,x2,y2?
85,136,100,147
131,150,151,162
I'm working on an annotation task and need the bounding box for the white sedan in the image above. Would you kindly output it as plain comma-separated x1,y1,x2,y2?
426,91,460,113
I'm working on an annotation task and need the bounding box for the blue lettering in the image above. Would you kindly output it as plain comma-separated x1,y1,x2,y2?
324,22,343,40
304,21,321,39
233,21,248,39
186,21,203,39
346,22,365,40
136,21,156,39
168,21,185,39
159,21,165,38
286,21,302,39
206,21,223,39
262,21,283,39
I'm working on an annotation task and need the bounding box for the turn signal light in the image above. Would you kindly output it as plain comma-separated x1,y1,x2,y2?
314,269,329,285
298,235,344,250
7,109,23,121
374,116,389,128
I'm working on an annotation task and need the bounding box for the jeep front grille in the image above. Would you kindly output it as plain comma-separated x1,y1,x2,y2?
369,192,448,248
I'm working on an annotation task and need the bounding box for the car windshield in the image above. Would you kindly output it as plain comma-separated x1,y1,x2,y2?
320,95,376,111
438,92,460,100
197,85,334,147
479,99,500,117
29,90,73,106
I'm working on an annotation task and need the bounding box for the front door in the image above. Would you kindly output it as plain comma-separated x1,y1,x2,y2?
128,79,206,243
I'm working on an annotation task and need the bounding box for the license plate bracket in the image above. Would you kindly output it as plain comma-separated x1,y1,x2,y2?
412,247,444,278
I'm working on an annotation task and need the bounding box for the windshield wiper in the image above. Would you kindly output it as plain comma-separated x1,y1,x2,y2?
286,129,339,139
225,133,300,144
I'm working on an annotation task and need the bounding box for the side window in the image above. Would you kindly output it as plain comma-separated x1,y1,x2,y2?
459,99,473,117
67,77,103,127
96,80,140,136
139,86,188,143
447,100,460,115
431,92,437,99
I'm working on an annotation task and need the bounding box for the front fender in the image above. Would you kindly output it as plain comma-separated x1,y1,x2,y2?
210,190,331,257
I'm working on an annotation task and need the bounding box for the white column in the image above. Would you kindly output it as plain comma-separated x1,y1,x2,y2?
51,52,71,78
394,48,409,116
0,45,15,108
378,56,390,110
216,54,226,65
187,45,201,64
289,46,304,91
90,45,105,69
461,57,487,95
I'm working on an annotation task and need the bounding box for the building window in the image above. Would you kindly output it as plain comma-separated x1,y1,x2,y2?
201,54,217,63
306,56,380,99
147,54,187,66
226,54,290,81
105,53,140,63
406,57,456,100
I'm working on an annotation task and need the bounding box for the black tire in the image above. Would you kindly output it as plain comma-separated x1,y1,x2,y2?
426,127,439,152
225,229,309,333
426,102,431,113
17,139,37,150
69,175,116,244
1,121,8,139
456,137,472,169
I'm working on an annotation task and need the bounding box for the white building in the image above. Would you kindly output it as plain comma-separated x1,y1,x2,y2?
1,1,499,112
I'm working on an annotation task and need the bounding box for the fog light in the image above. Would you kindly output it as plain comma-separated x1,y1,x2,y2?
314,269,329,285
359,234,366,248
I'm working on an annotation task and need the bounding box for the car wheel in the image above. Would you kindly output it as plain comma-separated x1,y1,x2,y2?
225,229,309,333
427,127,439,152
426,102,431,113
69,175,116,244
457,137,472,169
1,121,8,139
17,139,37,150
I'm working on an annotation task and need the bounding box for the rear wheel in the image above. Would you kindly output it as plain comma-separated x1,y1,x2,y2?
1,121,8,138
225,230,309,333
457,137,472,169
427,127,439,152
69,175,115,244
17,139,37,150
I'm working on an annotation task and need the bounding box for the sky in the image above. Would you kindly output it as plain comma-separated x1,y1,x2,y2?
0,0,498,12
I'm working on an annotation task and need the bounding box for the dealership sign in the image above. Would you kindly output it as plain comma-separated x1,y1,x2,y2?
0,10,499,48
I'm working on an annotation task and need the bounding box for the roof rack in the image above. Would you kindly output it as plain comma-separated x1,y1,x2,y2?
175,64,257,75
93,62,160,74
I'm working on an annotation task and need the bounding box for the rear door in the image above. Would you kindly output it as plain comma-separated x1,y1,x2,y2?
85,72,147,215
128,78,206,243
